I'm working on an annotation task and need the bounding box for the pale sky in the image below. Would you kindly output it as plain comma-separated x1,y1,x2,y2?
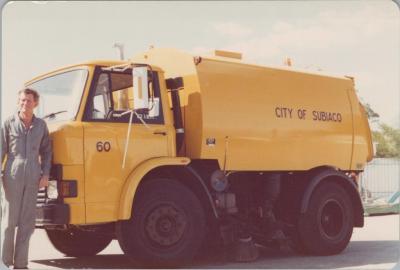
1,1,399,128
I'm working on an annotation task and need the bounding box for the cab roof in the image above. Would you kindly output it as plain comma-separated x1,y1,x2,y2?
25,59,163,85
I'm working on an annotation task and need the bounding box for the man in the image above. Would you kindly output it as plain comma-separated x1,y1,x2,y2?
1,88,52,269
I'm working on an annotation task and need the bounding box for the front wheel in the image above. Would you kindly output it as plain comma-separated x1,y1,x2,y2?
116,178,206,267
297,182,354,255
46,227,113,257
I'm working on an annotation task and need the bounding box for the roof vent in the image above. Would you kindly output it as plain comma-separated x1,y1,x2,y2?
214,50,242,60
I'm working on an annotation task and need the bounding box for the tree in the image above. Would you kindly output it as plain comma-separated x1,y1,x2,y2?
372,124,400,158
363,103,380,122
361,102,400,158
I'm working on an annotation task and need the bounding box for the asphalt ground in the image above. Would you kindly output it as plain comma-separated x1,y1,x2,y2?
8,214,400,269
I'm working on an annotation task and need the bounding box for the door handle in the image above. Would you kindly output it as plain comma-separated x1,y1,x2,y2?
153,130,167,136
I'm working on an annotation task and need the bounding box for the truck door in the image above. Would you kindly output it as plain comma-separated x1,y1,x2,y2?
82,68,170,223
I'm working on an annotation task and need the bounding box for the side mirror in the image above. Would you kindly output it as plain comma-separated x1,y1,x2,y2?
132,67,149,112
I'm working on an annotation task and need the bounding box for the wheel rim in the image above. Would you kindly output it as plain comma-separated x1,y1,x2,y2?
319,199,344,239
145,204,187,247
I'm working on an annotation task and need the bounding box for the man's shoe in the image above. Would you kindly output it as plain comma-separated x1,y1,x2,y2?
2,261,12,268
13,266,28,269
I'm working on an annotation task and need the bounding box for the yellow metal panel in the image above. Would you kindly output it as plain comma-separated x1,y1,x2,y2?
82,123,170,200
48,121,84,165
347,90,373,170
196,59,354,171
214,50,242,60
66,203,86,225
182,75,203,158
118,157,190,220
86,202,118,223
82,122,172,222
131,48,198,78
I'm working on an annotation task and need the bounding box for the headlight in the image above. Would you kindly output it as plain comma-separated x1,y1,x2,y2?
47,180,59,199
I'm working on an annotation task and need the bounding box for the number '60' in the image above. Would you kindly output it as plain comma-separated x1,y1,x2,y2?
96,141,111,152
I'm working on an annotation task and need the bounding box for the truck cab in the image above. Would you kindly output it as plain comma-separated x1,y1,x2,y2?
29,61,177,225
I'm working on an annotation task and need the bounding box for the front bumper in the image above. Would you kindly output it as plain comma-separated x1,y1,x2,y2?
36,203,70,226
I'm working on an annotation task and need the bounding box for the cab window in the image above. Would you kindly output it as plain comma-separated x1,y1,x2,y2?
29,69,88,121
84,68,164,124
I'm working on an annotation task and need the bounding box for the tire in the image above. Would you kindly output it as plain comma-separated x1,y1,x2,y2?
46,228,113,257
116,178,206,267
297,182,354,255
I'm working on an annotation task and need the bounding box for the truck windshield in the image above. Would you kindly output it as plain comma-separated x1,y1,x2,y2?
28,69,88,121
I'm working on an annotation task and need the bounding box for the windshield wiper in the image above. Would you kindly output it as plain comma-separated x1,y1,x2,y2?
42,110,68,119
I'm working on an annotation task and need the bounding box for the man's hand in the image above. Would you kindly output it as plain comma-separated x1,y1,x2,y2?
39,175,49,189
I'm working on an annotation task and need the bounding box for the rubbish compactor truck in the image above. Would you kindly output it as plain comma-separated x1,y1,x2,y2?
28,48,373,265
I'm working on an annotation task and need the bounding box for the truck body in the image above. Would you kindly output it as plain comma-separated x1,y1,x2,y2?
132,48,372,171
27,48,372,266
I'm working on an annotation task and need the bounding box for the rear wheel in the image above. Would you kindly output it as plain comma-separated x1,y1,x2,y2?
116,178,206,267
297,182,354,255
46,227,113,257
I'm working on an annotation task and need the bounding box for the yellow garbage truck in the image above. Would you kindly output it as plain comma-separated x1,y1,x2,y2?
28,48,372,265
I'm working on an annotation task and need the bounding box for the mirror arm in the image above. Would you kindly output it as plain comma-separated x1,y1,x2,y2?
121,109,151,169
122,110,134,169
134,111,150,129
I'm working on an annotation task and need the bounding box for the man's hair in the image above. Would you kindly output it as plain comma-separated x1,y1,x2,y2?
18,88,40,102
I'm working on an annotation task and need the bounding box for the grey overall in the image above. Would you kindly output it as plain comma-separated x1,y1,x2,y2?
1,113,51,268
